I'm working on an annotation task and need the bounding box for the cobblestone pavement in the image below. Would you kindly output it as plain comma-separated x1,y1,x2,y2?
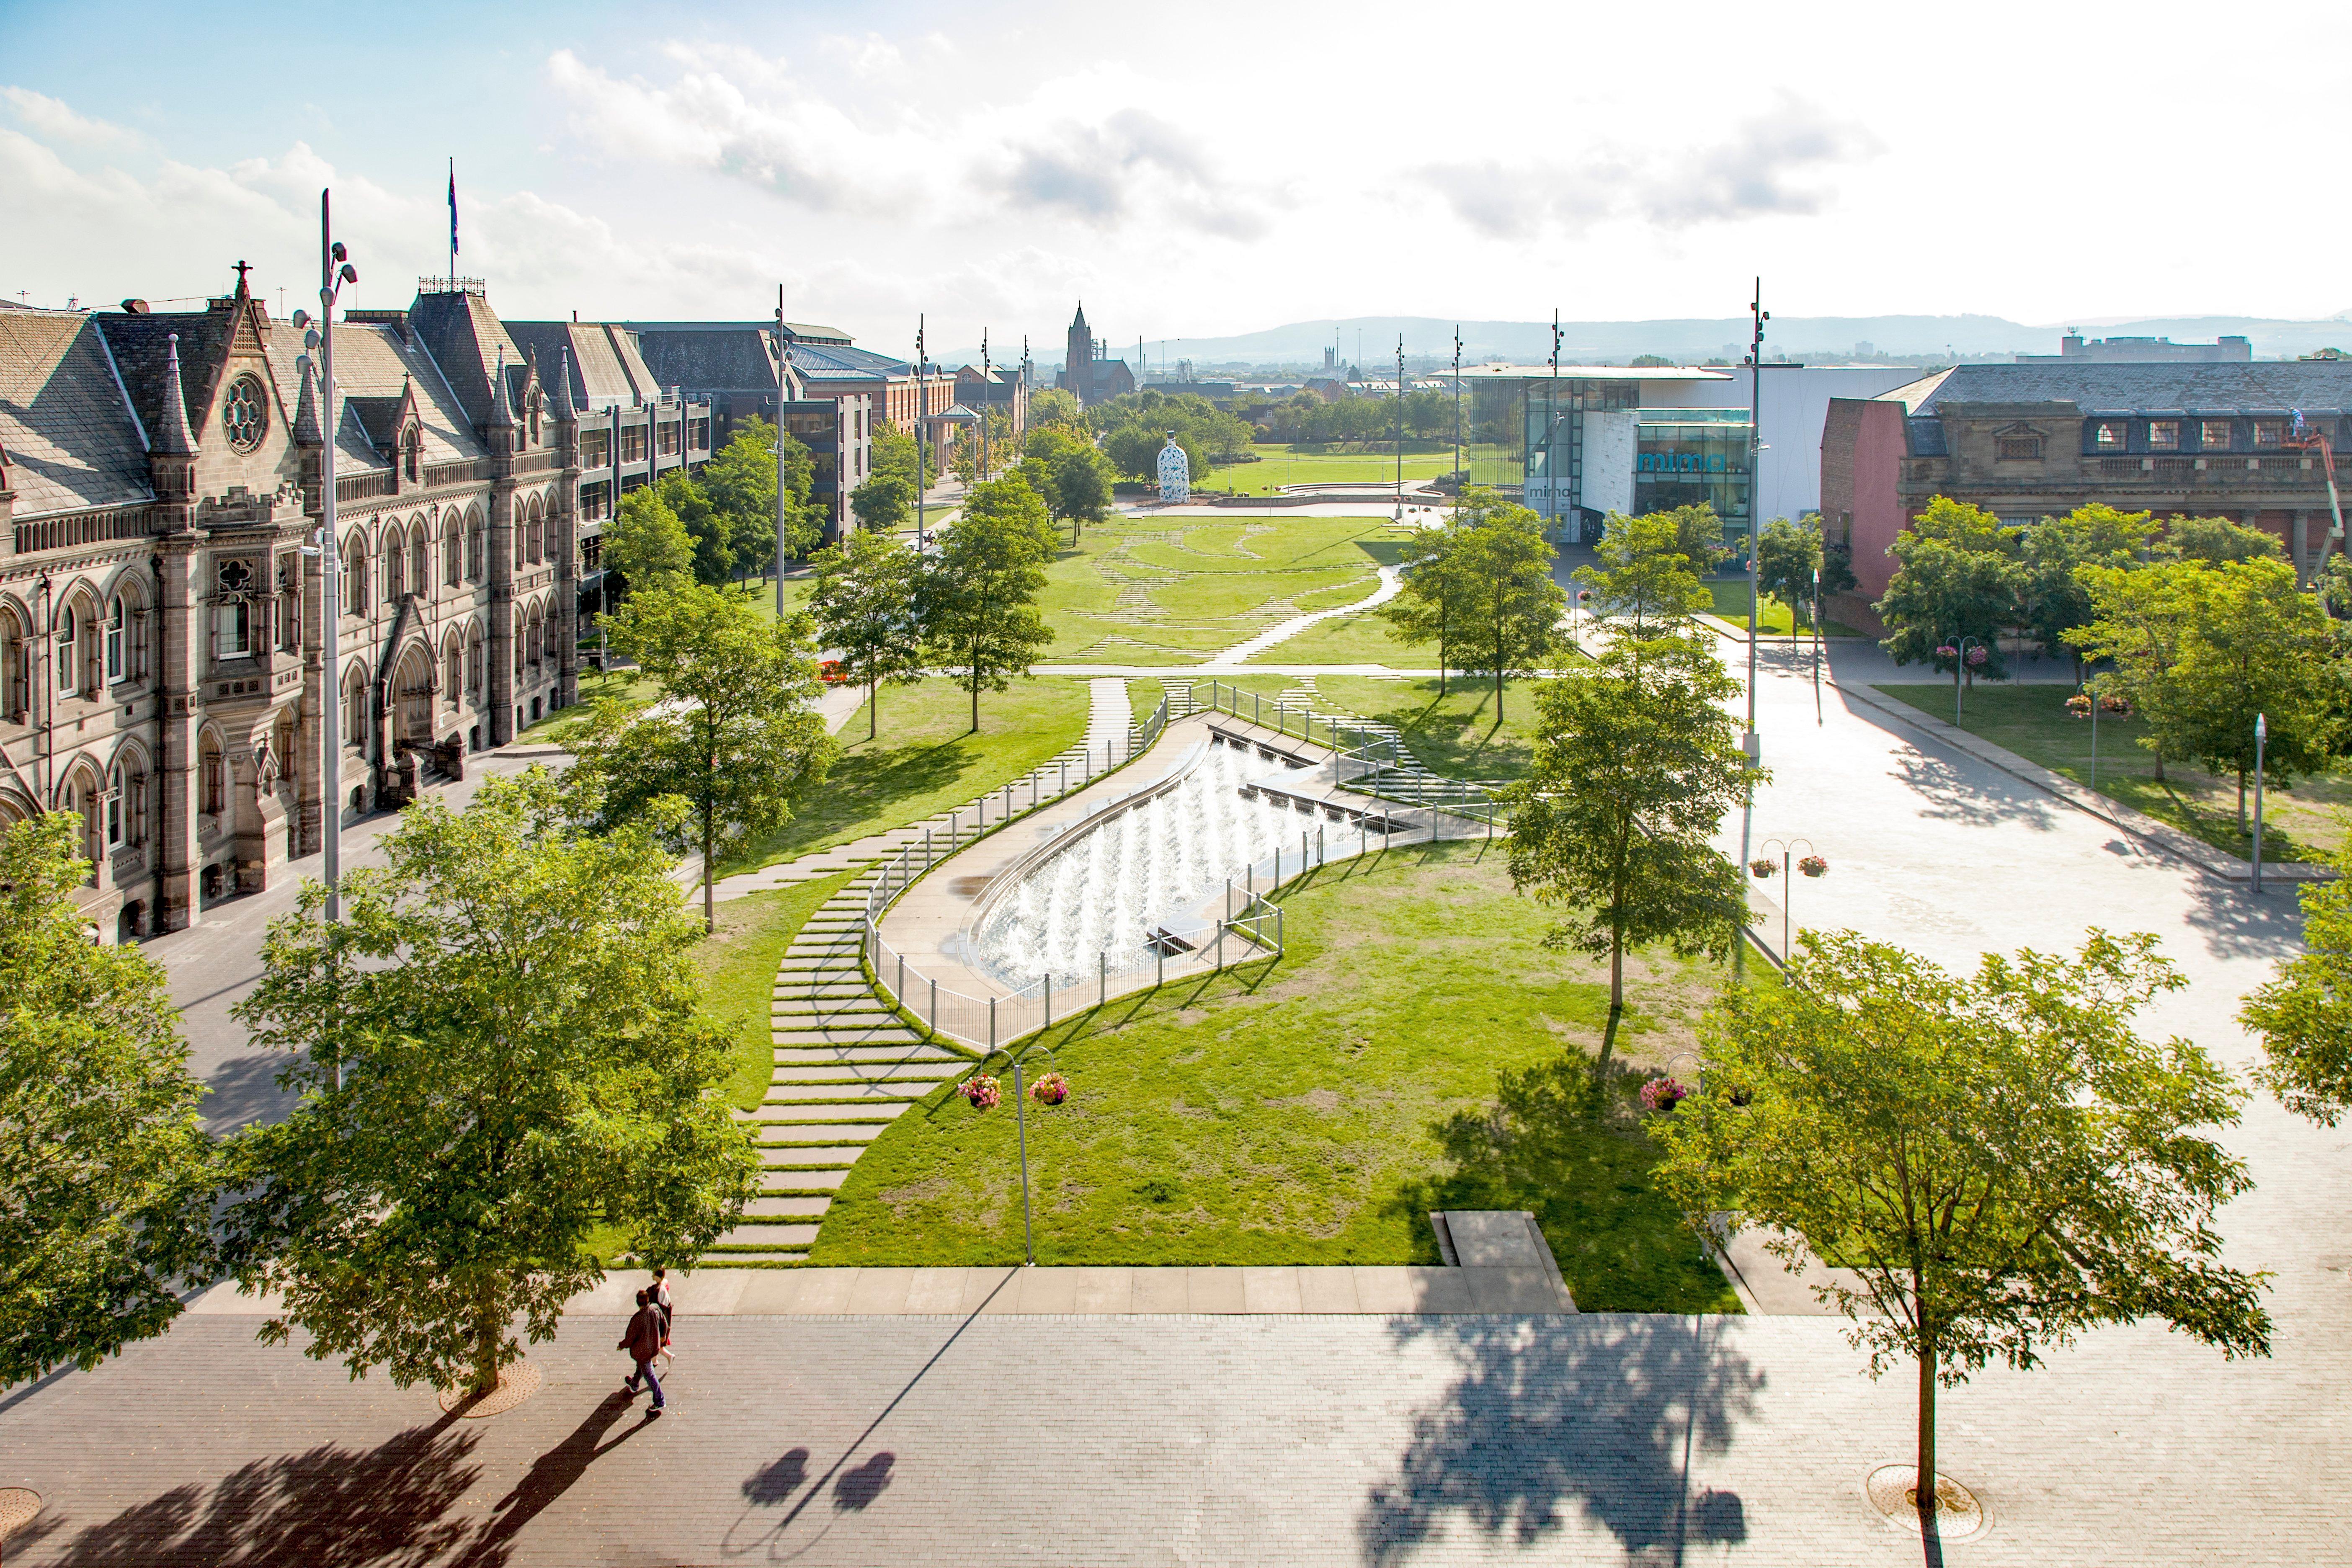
10,629,2349,1564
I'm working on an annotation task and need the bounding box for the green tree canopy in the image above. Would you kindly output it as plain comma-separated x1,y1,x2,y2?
1504,633,1761,1042
1053,446,1114,535
2067,560,2198,781
1573,510,1712,641
222,771,759,1398
2158,557,2341,824
1754,513,1855,628
700,414,818,575
1025,387,1086,430
0,813,217,1385
869,423,922,489
1450,492,1566,722
2016,503,2156,674
603,480,694,588
849,472,913,535
1657,929,2271,1556
923,473,1058,731
572,579,835,928
1378,515,1475,691
810,526,926,740
1876,498,2024,681
2245,838,2352,1125
2161,514,2286,566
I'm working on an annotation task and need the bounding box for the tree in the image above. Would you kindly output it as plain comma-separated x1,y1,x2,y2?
2015,503,2156,676
1451,493,1565,722
869,423,922,489
810,527,925,741
1054,446,1114,538
221,771,759,1400
1573,510,1712,641
1378,517,1474,692
0,813,217,1385
701,415,818,578
1753,513,1854,628
923,473,1057,732
603,481,694,588
1504,633,1761,1048
571,579,835,929
2068,560,2198,781
1656,929,2271,1562
1875,498,2022,683
2162,557,2341,826
849,473,913,535
2244,839,2352,1124
1651,500,1734,573
2162,514,2285,566
1025,387,1086,430
656,472,734,586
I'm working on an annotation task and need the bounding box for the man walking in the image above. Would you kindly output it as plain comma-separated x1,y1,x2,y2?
619,1288,666,1415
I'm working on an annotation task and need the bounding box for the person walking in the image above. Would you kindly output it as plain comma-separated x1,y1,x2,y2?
619,1288,665,1415
651,1266,674,1359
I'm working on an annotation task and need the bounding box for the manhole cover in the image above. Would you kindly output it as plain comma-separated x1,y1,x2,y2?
1865,1465,1986,1539
0,1488,41,1537
438,1360,542,1419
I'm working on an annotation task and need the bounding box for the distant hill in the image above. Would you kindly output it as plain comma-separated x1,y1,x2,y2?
939,312,2352,371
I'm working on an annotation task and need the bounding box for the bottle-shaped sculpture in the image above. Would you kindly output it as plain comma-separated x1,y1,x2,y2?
1157,429,1191,503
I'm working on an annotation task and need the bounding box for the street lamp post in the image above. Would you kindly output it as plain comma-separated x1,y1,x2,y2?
1810,565,1824,724
294,190,358,926
2253,712,2269,892
1451,325,1462,501
914,316,929,549
1935,635,1987,723
964,1037,1065,1266
1751,836,1826,963
1742,280,1770,769
1394,335,1406,523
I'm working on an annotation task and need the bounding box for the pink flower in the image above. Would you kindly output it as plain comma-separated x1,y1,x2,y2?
1640,1077,1690,1113
1031,1072,1069,1106
961,1074,1002,1110
1798,855,1828,878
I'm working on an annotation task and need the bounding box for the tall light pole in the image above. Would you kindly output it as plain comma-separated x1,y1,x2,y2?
2253,712,2269,892
1451,324,1462,501
980,328,991,481
295,190,357,924
1394,335,1406,521
1743,279,1769,767
915,315,929,549
775,285,795,584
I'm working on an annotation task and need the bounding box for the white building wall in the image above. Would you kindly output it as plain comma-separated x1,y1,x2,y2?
1581,411,1637,517
1665,366,1914,524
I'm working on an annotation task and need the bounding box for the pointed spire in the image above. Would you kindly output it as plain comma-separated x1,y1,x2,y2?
152,332,198,455
550,344,576,419
489,347,515,427
292,352,322,446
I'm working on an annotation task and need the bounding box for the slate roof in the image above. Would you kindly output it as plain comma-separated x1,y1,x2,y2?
407,289,522,429
618,318,852,347
0,309,152,518
506,321,659,410
1897,361,2352,415
631,326,780,397
292,320,487,473
789,341,916,381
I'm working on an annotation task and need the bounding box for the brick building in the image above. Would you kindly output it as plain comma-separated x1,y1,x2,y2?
0,270,710,940
1058,304,1135,407
1821,361,2352,628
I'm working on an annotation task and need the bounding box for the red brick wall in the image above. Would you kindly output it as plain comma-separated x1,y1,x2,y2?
1821,397,1909,622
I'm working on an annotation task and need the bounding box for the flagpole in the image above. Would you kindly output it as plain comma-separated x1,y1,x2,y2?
447,157,456,289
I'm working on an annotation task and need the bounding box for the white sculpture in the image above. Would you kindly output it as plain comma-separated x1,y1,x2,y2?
1156,430,1191,503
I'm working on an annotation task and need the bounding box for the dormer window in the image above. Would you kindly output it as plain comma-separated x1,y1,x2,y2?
2001,427,2048,460
2255,419,2285,447
2201,419,2234,451
2148,420,2180,451
401,425,422,482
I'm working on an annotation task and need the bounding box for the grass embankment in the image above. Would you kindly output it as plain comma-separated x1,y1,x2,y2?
1704,578,1859,639
1316,675,1551,781
1202,442,1457,496
1040,513,1409,663
1872,683,2345,861
731,675,1092,870
811,840,1740,1313
692,869,860,1111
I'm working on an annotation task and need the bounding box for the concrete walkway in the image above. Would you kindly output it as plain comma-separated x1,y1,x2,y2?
1203,564,1406,666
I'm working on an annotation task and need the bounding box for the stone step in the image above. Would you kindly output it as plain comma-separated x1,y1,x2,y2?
771,1028,924,1047
763,1083,933,1104
761,1169,851,1191
755,1128,885,1151
773,1048,959,1068
744,1103,909,1124
771,985,878,1000
759,1146,863,1166
768,1011,905,1031
771,1064,951,1085
709,1223,820,1246
745,1196,833,1218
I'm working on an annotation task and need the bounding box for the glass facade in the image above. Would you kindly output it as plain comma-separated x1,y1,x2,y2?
1632,407,1752,537
1462,374,1642,540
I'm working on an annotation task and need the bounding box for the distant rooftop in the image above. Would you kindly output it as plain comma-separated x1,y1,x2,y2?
1885,360,2352,416
1453,364,1736,382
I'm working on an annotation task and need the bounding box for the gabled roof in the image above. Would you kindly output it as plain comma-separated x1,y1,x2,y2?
407,288,522,429
282,320,487,473
1896,361,2352,416
506,320,659,410
628,325,781,397
0,309,153,518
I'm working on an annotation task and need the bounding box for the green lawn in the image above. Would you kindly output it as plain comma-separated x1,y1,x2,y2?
694,870,859,1111
729,675,1092,870
1040,513,1410,664
1243,605,1429,665
517,666,658,741
810,841,1741,1313
1315,675,1553,781
1703,579,1859,639
1203,442,1457,496
1872,683,2347,861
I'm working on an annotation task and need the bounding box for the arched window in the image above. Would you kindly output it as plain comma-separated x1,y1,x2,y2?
55,607,78,697
119,754,148,845
343,534,369,616
513,628,526,678
466,623,484,699
444,638,462,707
343,667,368,749
106,760,126,845
2,607,26,720
528,505,544,565
514,513,527,569
384,532,405,604
409,526,428,603
444,527,461,586
199,736,225,817
527,612,543,672
467,514,484,581
401,425,421,482
105,596,126,683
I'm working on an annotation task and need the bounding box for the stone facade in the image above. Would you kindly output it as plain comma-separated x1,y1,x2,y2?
0,271,710,940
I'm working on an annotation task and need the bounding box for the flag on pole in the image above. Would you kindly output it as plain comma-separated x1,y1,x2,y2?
447,159,459,260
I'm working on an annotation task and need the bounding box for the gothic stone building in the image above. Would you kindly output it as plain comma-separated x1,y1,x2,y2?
0,272,710,941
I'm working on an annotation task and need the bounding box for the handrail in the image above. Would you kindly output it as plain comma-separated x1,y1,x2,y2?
1186,678,1511,828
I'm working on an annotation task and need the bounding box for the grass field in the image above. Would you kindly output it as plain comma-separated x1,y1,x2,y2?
1872,683,2348,861
1316,675,1553,781
1203,443,1458,497
1704,578,1859,639
1242,602,1430,665
730,674,1092,870
810,840,1740,1312
694,870,859,1111
1040,513,1411,663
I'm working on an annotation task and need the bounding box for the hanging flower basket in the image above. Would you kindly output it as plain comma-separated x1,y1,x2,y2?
1640,1076,1690,1113
1933,644,1958,659
1798,855,1828,878
2066,693,2093,718
1749,857,1777,878
1030,1071,1069,1106
960,1074,1002,1111
1965,644,1989,666
2100,694,2132,717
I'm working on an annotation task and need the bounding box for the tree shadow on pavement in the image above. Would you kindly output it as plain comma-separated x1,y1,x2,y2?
199,1052,302,1135
36,1415,481,1567
2178,871,2311,965
1880,744,2060,831
456,1391,655,1564
1359,1315,1762,1567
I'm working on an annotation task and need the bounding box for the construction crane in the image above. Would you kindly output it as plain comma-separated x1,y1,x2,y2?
2288,410,2347,576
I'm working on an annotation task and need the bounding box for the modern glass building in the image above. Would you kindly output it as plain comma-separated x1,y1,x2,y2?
1453,366,1750,543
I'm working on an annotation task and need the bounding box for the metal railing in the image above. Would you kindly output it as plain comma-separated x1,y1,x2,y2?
1186,678,1509,828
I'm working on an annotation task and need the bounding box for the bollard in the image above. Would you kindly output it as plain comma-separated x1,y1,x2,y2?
1275,905,1284,956
929,977,937,1032
897,952,905,1002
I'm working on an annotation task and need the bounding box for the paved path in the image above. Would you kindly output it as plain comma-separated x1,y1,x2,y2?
1202,565,1406,666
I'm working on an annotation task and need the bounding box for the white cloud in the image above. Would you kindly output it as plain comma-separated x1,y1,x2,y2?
0,85,143,151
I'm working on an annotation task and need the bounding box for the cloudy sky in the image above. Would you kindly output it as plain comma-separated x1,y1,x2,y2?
5,0,2347,355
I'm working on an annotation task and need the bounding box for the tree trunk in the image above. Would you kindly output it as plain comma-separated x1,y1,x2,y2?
970,665,980,733
1494,628,1506,725
472,1300,502,1396
2153,746,2166,784
702,791,717,934
2238,767,2248,833
1916,1340,1945,1567
869,675,878,742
